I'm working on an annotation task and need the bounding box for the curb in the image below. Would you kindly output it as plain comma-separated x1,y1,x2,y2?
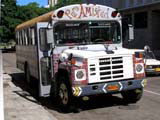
3,73,12,83
0,50,4,120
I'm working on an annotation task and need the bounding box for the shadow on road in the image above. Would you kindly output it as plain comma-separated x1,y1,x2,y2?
10,73,139,113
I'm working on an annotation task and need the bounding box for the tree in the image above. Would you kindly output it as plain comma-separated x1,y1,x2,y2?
0,1,51,43
1,0,17,42
54,0,83,9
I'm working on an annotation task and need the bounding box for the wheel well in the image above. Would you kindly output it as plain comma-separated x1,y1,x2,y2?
57,69,70,84
50,69,71,98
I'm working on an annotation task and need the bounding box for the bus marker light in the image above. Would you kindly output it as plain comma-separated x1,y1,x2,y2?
111,11,118,18
57,10,64,18
71,58,76,65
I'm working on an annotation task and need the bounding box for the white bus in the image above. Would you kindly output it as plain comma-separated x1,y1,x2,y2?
15,4,146,109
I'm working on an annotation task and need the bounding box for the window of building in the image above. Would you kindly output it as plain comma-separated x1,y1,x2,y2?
123,14,132,24
134,12,148,28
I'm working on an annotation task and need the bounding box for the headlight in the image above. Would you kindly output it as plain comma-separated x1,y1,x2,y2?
75,69,86,81
136,64,143,72
136,63,144,74
147,65,152,69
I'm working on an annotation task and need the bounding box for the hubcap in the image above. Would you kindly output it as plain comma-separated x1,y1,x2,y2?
59,83,69,105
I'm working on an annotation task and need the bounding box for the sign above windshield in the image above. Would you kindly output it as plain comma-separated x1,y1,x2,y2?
52,4,121,20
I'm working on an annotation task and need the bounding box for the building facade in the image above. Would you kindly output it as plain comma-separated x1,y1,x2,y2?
83,0,160,59
48,0,58,7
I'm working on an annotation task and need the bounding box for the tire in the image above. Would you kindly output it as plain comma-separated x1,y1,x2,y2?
57,76,73,111
25,64,30,83
121,88,143,103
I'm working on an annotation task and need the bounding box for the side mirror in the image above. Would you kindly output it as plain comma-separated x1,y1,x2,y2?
46,28,54,44
144,45,150,53
128,24,134,41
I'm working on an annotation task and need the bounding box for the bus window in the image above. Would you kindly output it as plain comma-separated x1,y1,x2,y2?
89,22,121,44
20,30,23,45
22,30,25,45
31,28,35,45
24,29,28,45
54,21,121,45
54,22,89,45
18,32,20,45
27,28,31,45
16,32,18,44
39,28,50,51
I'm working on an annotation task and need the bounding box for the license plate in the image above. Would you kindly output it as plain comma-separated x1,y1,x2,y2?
155,68,160,72
107,83,119,91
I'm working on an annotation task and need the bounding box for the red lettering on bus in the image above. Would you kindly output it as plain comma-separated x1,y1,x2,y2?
65,9,72,19
85,7,92,16
71,6,79,18
78,4,87,19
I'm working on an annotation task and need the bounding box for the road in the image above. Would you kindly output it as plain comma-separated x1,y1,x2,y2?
3,53,160,120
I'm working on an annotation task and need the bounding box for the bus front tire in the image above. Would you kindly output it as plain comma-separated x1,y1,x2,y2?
57,76,73,111
121,88,143,103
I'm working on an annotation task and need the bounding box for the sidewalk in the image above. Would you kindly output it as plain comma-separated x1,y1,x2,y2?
0,51,4,120
2,52,57,120
4,79,57,120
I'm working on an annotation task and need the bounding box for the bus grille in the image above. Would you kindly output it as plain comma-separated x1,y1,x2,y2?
99,57,123,81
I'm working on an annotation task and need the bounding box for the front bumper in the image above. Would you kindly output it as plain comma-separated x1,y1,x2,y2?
72,79,146,97
146,68,160,74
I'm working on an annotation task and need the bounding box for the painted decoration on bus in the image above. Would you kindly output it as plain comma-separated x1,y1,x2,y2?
53,4,121,20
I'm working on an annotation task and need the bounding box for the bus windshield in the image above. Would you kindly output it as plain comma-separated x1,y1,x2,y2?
54,21,121,45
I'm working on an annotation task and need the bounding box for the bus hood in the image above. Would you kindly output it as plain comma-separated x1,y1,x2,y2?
62,46,134,59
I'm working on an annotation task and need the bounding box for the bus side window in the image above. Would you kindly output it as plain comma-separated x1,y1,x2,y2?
20,30,23,45
16,32,18,45
31,28,36,45
39,28,50,51
22,30,25,45
27,28,31,45
18,32,20,45
24,29,28,45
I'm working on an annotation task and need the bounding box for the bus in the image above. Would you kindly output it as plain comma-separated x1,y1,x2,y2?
15,4,146,109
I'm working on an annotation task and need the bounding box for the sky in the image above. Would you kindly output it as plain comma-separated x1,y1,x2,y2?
17,0,48,7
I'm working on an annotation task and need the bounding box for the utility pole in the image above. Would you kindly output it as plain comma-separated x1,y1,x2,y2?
0,0,1,43
0,0,4,43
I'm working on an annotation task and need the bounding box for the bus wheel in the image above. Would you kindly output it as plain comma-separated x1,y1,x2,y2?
57,77,72,111
121,88,143,103
25,64,30,83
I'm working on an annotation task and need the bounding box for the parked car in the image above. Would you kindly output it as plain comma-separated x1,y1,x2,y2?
144,51,160,75
128,48,160,75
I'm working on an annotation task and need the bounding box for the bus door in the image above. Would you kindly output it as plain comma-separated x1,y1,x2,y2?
37,23,52,97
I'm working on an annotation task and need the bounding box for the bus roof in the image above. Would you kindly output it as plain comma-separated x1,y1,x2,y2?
16,4,121,31
15,11,53,31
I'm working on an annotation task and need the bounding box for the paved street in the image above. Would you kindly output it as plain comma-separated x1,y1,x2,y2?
3,53,160,120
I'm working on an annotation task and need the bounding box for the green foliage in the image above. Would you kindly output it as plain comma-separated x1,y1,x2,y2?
54,0,83,9
1,0,17,42
1,1,51,43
